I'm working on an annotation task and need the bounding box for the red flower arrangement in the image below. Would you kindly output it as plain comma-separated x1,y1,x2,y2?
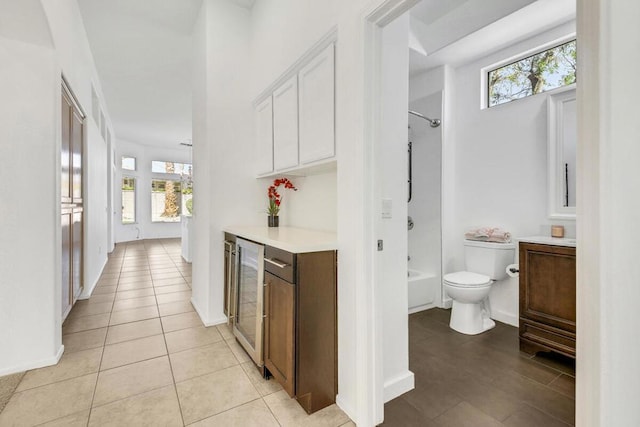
267,178,297,216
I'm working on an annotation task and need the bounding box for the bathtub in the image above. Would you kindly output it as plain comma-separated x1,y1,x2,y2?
408,269,440,314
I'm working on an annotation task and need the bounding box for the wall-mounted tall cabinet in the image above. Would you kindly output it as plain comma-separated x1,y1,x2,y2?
255,43,335,177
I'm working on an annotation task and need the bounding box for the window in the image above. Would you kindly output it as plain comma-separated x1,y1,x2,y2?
488,39,576,108
151,179,181,222
151,161,192,175
122,177,136,224
122,156,136,171
182,182,193,216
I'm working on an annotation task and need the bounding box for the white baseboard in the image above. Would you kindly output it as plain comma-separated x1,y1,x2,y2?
190,298,227,327
0,345,64,377
78,256,108,300
383,370,415,403
335,394,357,425
442,297,453,309
492,309,518,327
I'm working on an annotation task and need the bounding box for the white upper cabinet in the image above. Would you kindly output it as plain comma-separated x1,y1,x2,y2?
273,76,299,171
298,44,335,164
255,97,274,175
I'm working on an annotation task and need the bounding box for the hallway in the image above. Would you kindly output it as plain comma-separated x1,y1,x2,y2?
0,239,351,426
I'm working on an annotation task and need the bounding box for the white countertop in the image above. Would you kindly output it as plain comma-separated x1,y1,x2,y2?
224,226,338,253
517,236,577,247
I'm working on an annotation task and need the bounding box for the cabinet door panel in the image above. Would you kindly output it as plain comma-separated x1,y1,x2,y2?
71,111,83,203
264,272,295,396
61,94,72,203
72,209,83,299
256,97,274,175
61,210,72,316
273,76,299,171
299,44,335,164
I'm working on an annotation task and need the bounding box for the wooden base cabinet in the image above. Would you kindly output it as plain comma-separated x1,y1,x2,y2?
264,272,295,396
263,247,337,414
519,242,576,358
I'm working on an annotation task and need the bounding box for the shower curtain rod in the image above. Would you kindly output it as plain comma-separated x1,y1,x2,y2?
408,110,441,128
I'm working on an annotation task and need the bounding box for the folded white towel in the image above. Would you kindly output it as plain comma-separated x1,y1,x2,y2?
465,227,512,243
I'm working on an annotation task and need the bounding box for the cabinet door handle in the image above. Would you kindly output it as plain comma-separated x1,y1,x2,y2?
265,258,289,268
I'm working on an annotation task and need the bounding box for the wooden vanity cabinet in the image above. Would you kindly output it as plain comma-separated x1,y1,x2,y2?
263,246,337,414
519,242,576,358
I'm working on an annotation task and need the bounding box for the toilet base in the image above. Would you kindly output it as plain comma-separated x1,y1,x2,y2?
449,299,495,335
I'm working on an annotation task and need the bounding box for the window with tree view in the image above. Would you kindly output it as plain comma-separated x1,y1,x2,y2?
122,177,136,224
488,40,576,108
151,180,181,223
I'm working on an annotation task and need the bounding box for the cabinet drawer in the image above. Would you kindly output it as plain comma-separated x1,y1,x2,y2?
265,246,296,283
520,318,575,358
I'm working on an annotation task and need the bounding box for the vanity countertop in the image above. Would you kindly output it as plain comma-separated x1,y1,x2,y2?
517,236,576,248
224,226,338,253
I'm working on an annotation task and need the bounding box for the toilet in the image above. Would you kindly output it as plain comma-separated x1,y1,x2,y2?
443,240,515,335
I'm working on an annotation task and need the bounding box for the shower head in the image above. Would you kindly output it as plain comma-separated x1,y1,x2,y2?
408,110,441,128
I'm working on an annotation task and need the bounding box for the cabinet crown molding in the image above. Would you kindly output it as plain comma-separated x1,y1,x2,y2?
253,26,337,108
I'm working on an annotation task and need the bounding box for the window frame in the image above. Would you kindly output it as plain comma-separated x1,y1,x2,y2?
151,160,192,176
121,156,136,171
121,176,137,225
481,34,576,109
150,178,182,223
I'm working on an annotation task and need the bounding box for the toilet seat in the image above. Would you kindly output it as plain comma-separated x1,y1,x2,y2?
444,271,491,288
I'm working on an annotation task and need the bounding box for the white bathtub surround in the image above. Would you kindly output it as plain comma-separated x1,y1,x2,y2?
407,269,440,314
407,90,443,313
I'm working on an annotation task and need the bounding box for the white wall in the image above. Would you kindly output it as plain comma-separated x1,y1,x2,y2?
0,0,113,375
270,171,338,232
377,14,413,402
41,0,115,297
192,0,262,326
0,29,61,376
114,139,191,243
448,21,576,326
577,1,640,425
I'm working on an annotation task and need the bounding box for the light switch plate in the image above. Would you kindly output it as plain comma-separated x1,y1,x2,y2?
382,199,392,219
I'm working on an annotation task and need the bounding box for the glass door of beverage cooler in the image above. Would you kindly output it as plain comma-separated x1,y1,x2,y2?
233,238,265,366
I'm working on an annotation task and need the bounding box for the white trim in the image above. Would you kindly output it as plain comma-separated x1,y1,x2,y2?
480,33,576,110
335,394,357,423
253,27,338,107
0,345,64,377
78,255,108,300
491,309,518,327
383,370,415,403
361,1,419,425
547,85,577,220
191,297,226,327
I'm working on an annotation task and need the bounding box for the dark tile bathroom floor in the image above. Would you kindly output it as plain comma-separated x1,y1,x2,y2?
381,308,575,426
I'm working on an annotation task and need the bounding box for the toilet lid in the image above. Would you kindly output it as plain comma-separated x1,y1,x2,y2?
444,271,491,287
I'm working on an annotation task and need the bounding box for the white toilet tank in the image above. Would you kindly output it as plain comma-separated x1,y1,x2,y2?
464,240,515,280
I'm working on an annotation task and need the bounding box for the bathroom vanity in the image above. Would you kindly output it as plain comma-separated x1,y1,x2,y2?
223,226,338,414
518,237,576,358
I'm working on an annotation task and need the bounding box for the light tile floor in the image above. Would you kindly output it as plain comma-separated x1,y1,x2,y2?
0,239,352,427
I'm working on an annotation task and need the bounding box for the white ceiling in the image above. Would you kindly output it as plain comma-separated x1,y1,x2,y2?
78,0,204,149
408,0,576,75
